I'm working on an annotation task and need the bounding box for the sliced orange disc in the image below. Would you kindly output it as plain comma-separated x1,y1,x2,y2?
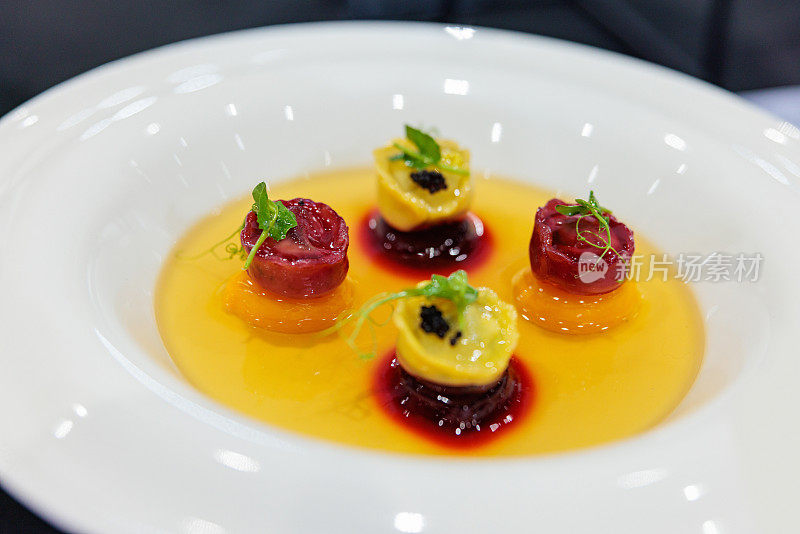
222,271,354,334
512,268,641,334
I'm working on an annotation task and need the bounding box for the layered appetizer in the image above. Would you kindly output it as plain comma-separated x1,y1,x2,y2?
363,125,489,273
513,191,641,333
335,270,530,445
218,182,352,333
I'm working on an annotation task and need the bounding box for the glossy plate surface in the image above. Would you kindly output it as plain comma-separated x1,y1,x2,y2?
0,22,798,534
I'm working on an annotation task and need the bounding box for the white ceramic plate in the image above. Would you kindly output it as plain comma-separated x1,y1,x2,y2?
1,22,798,534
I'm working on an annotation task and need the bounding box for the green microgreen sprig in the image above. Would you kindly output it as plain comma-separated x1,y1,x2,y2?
390,125,470,176
319,270,478,359
178,182,297,267
242,182,298,269
555,191,619,260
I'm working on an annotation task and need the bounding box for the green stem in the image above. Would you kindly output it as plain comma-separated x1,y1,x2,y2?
243,208,280,270
575,212,619,261
315,288,429,359
436,162,470,176
345,291,412,347
177,219,245,261
561,192,620,262
392,143,469,176
315,270,478,359
243,231,267,270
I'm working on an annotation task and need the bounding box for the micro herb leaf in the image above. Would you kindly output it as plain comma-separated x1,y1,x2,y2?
554,205,583,216
243,182,298,270
391,125,470,176
405,125,441,163
251,182,297,242
555,190,619,261
316,270,479,359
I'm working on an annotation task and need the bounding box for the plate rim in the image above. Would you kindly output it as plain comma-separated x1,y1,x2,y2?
0,20,797,534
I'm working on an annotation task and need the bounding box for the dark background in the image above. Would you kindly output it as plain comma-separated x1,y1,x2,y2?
1,0,798,532
2,0,800,118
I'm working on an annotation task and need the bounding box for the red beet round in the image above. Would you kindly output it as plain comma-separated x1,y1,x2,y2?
241,198,349,298
529,198,635,295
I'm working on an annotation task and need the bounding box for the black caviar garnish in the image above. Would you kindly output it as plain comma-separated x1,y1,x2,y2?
410,170,447,194
449,330,462,346
419,305,450,338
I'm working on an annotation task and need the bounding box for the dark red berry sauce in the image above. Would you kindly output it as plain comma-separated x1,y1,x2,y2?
360,210,492,277
374,353,533,449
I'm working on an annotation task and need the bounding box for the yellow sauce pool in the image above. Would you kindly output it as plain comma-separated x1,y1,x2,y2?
155,168,704,456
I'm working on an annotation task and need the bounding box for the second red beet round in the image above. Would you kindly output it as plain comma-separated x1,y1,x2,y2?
529,198,635,295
